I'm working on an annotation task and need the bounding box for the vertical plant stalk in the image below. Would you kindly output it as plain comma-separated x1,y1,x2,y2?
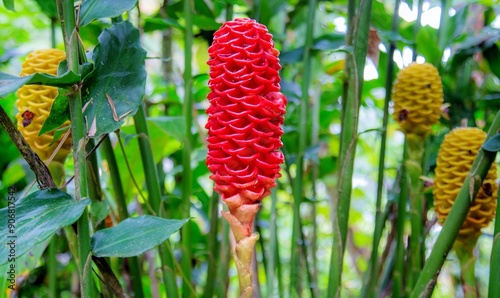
411,110,500,297
455,240,478,298
203,192,220,298
362,1,400,294
56,0,93,295
411,0,423,61
406,134,425,292
488,190,500,297
328,0,373,296
181,0,194,296
310,88,319,297
393,142,409,298
132,106,179,298
100,136,144,297
290,1,316,295
266,189,279,296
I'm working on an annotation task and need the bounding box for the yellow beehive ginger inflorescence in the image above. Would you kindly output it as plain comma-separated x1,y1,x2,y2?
15,49,72,163
433,127,498,240
392,62,443,137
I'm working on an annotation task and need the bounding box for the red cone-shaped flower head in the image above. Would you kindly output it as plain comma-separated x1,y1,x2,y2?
206,18,287,212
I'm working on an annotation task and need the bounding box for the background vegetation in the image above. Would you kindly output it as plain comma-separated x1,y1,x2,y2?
0,0,499,297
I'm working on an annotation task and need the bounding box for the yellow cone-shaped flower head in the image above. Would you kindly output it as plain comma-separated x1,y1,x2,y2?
15,49,72,163
392,62,443,137
433,127,497,240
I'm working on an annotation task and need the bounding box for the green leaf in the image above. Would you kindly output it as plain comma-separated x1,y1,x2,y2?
147,116,185,142
0,189,91,265
2,0,14,11
32,0,58,18
79,0,138,27
91,215,189,257
482,134,500,152
280,33,345,64
483,44,500,79
39,89,69,135
82,21,147,138
0,70,81,98
143,17,183,32
1,162,24,186
416,26,440,66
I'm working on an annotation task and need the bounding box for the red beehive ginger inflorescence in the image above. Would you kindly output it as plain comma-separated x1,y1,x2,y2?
206,18,287,230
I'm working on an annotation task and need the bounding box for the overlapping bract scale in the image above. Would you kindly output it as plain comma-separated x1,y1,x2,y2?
15,49,72,163
433,127,497,239
206,18,287,209
392,62,443,137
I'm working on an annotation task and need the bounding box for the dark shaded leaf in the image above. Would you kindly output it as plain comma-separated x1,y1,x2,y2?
0,71,80,98
0,189,90,265
82,21,147,138
2,0,14,11
91,215,189,257
482,134,500,152
39,90,69,135
280,33,345,64
32,0,57,18
143,17,183,32
79,0,137,27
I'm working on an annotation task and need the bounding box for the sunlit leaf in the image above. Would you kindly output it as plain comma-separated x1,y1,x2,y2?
79,0,137,27
2,0,14,11
0,189,90,265
0,71,80,98
82,21,146,138
91,215,189,257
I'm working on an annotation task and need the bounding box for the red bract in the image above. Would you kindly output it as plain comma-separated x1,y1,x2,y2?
206,18,287,214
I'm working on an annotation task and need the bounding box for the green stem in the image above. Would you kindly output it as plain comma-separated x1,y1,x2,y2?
216,206,231,298
412,0,423,61
48,237,57,298
133,105,179,298
181,0,194,296
455,241,478,298
56,0,93,296
266,189,278,297
290,2,316,296
406,134,425,293
362,1,400,295
411,110,500,297
328,0,373,296
100,136,144,297
488,190,500,298
393,141,408,298
203,192,220,298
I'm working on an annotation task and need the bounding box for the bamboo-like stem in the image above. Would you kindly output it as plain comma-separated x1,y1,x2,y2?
362,1,400,295
48,236,57,298
133,105,179,298
289,2,316,296
266,189,279,296
203,192,220,298
216,206,231,298
455,239,478,298
406,134,425,292
393,141,408,298
412,0,423,61
100,135,144,297
310,87,320,298
181,0,194,296
488,189,500,297
411,110,500,297
327,0,373,296
56,0,93,295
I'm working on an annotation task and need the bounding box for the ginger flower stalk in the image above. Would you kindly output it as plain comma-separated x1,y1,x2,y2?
205,18,286,297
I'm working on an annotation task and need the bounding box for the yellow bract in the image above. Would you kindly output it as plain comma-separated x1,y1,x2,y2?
392,62,443,137
433,127,497,239
15,49,72,163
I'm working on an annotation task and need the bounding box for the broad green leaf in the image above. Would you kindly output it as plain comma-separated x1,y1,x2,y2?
280,33,345,64
147,116,185,142
0,189,90,265
79,0,137,27
39,89,69,135
482,134,500,152
91,215,189,257
2,0,14,11
1,162,24,186
32,0,57,18
416,26,440,66
0,71,81,98
143,17,183,32
82,21,147,138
